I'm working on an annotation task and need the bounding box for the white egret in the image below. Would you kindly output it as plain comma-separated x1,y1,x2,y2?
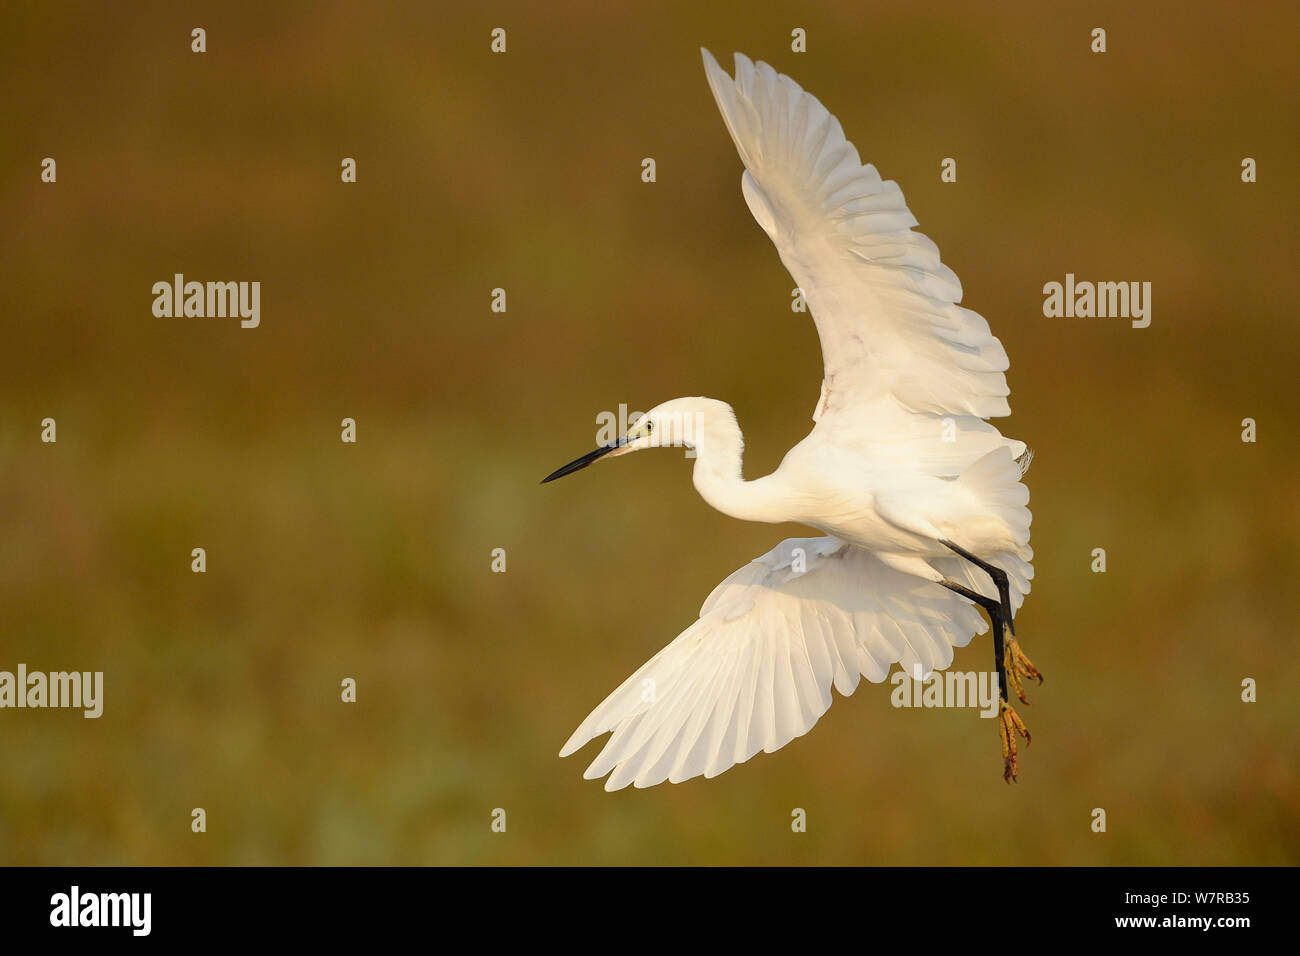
544,49,1039,789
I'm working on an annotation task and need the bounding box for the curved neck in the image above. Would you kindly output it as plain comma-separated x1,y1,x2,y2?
689,412,786,524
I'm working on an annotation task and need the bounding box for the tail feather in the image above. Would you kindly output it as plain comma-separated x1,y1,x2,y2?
1016,447,1035,477
955,447,1032,550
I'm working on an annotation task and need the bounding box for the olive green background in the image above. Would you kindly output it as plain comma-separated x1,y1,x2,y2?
1,1,1296,864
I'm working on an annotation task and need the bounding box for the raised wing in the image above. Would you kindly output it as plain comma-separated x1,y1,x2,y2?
560,537,987,790
701,49,1014,438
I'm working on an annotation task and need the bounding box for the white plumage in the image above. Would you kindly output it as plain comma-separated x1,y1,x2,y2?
547,50,1034,789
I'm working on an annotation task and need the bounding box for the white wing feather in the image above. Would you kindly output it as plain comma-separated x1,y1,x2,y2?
701,50,1017,460
560,537,987,790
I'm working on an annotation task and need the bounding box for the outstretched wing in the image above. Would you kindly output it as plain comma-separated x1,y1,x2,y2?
701,49,1015,447
560,537,987,790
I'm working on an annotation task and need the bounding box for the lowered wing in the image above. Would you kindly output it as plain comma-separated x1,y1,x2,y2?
560,536,987,790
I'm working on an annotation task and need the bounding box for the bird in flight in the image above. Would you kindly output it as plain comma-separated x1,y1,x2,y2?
544,49,1040,789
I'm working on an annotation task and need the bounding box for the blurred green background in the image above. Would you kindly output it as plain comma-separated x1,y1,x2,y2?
1,0,1297,865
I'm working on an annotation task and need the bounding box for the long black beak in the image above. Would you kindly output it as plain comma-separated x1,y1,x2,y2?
541,440,624,483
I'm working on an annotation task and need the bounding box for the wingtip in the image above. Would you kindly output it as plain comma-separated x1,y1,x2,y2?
701,48,752,81
700,47,726,80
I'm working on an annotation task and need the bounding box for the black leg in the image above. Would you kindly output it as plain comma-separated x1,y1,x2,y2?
939,579,1008,703
941,539,1016,636
939,570,1034,783
941,580,1029,780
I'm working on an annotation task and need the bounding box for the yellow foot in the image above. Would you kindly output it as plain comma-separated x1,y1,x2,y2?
1003,637,1044,705
998,701,1031,783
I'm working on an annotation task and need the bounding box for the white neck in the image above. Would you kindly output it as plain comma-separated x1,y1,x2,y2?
688,409,788,524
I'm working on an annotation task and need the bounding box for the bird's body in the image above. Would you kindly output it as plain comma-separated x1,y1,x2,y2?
545,50,1040,790
685,405,1024,561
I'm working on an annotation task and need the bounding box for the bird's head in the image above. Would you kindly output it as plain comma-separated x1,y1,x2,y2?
541,397,729,483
